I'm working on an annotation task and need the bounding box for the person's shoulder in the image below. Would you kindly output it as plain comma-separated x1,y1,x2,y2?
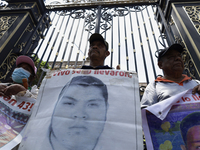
81,65,93,69
182,74,200,84
102,65,112,69
191,79,200,84
94,65,112,69
81,65,113,69
146,80,157,89
141,80,157,108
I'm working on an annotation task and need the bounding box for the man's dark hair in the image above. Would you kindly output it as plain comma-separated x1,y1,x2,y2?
180,112,200,145
58,75,108,105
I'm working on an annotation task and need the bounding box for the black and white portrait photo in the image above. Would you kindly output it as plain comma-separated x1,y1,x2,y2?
49,76,108,150
18,69,143,150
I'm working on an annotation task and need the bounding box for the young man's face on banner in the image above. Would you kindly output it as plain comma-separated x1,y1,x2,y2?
183,125,200,150
51,84,107,150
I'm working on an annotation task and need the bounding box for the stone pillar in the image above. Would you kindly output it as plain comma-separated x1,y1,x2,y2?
0,0,50,82
157,0,200,79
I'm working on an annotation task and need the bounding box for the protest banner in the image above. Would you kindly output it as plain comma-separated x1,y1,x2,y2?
142,89,200,150
18,69,143,150
0,94,36,150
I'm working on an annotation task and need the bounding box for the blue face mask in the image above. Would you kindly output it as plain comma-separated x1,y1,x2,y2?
12,67,31,83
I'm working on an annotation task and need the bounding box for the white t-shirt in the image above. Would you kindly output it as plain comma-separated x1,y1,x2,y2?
141,76,200,108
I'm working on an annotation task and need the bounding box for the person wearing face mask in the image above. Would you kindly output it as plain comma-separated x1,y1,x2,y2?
0,55,38,150
0,55,38,99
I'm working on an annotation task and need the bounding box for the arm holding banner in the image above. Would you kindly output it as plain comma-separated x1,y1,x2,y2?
192,84,200,95
4,84,26,96
0,83,38,100
0,84,8,98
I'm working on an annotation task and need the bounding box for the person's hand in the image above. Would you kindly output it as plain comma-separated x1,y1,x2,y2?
192,84,200,95
0,84,8,97
4,84,26,97
116,65,120,70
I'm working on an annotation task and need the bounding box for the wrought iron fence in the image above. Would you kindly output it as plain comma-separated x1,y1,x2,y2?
34,4,168,86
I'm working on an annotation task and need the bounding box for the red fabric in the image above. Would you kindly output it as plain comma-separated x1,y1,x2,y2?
155,74,191,86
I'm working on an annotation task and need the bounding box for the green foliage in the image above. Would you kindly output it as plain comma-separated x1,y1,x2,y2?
31,58,50,87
